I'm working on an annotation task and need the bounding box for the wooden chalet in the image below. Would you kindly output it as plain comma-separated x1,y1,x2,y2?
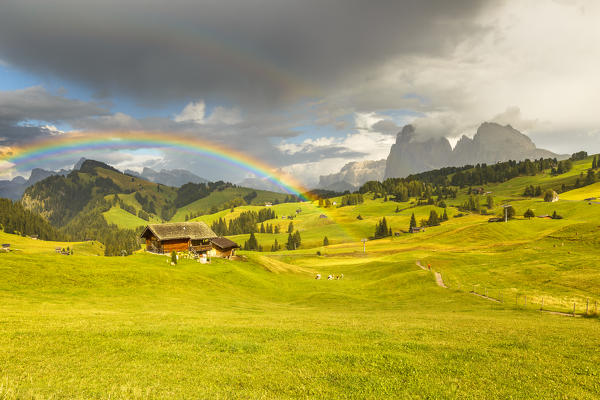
409,226,425,233
140,222,239,257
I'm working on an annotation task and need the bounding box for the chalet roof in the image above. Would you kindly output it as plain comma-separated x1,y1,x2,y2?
210,237,240,250
140,222,217,241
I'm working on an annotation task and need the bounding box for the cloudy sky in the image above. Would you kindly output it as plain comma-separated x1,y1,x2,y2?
0,0,599,185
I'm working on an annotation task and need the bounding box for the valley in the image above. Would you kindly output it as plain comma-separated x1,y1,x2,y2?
1,154,599,398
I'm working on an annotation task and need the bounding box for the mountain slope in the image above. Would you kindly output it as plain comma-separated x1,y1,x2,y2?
384,122,561,179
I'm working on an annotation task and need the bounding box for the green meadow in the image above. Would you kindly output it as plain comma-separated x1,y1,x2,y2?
1,156,600,398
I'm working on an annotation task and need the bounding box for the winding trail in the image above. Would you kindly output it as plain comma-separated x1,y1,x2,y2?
415,261,447,288
415,261,585,318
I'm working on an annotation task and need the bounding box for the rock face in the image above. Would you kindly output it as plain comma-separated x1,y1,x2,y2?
384,122,560,179
384,125,453,179
319,159,387,191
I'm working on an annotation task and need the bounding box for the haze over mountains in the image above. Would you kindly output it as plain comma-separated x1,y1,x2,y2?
319,122,564,191
0,122,568,198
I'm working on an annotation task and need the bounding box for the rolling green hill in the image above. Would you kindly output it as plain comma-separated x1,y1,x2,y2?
2,154,600,397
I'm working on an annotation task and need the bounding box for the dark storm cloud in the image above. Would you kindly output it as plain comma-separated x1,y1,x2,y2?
0,0,495,109
0,86,109,144
0,86,109,125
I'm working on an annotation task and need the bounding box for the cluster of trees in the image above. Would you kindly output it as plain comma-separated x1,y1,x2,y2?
374,217,392,239
60,198,142,256
570,151,588,161
286,231,302,250
242,230,302,252
422,209,448,227
550,159,573,176
523,185,542,197
134,192,157,215
259,222,281,234
174,181,234,208
460,194,494,213
211,208,277,236
0,198,64,241
339,193,364,206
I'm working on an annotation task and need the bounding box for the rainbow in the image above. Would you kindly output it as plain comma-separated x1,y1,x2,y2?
0,132,311,200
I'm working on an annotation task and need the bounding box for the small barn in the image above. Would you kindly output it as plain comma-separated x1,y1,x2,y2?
409,226,425,233
140,222,217,254
210,237,240,258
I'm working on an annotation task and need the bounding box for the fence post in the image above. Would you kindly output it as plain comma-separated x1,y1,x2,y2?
573,302,576,317
586,299,589,315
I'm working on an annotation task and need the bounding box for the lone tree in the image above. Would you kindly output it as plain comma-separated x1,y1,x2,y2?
171,250,177,265
524,209,535,219
544,190,558,202
287,221,294,233
323,236,329,246
244,232,259,251
504,205,516,220
409,213,417,229
486,194,494,209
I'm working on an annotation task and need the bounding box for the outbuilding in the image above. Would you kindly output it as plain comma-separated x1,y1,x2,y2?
210,237,240,258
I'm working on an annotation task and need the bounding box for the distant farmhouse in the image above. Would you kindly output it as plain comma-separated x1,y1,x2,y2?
140,222,239,258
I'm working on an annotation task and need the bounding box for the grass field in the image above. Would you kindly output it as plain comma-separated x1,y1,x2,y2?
1,162,600,398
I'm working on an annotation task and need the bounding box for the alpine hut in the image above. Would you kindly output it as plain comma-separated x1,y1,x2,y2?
140,222,240,257
140,222,217,254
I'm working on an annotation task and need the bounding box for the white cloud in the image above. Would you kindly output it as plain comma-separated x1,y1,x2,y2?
174,100,242,125
174,101,206,124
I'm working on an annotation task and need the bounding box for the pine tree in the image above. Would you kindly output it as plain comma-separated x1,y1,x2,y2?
244,232,259,251
260,223,265,233
293,231,302,248
323,236,329,246
271,239,279,252
287,221,294,233
374,217,389,238
274,225,280,234
409,213,417,229
395,206,400,213
428,210,439,226
171,251,177,265
442,209,448,221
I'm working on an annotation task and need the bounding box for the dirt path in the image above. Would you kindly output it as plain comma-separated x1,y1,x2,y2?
434,272,447,288
415,261,447,288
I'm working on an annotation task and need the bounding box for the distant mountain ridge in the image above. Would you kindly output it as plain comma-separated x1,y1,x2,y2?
318,159,386,192
0,167,70,200
316,122,564,189
125,167,208,187
384,122,561,178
